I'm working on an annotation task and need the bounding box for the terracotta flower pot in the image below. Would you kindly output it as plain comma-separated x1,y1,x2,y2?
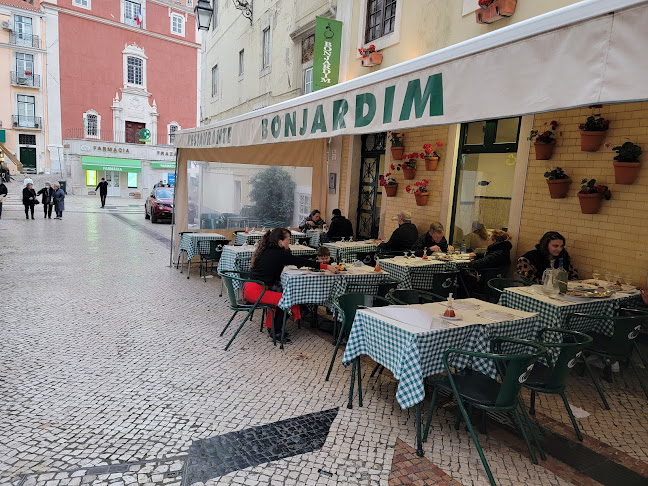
546,178,571,199
424,156,439,171
414,193,429,206
577,193,602,214
402,166,416,180
475,0,517,23
613,161,640,185
534,141,556,160
361,52,383,67
384,184,398,197
390,147,404,160
579,131,606,152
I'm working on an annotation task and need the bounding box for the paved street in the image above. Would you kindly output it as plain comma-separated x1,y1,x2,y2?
0,188,647,486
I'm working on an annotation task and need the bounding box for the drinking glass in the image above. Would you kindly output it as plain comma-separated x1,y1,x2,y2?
541,269,560,297
341,237,345,242
613,274,622,285
604,272,612,282
622,274,633,286
592,269,600,280
403,251,409,259
349,236,353,242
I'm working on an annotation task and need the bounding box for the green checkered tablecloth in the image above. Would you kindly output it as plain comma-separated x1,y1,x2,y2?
341,299,539,409
378,258,457,289
306,230,324,248
498,287,642,336
219,244,317,288
178,233,228,261
234,231,306,246
324,241,378,264
277,269,391,310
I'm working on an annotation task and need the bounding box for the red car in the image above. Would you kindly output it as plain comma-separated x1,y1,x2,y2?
145,187,174,223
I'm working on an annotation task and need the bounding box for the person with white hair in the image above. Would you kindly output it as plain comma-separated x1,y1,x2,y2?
23,175,33,187
378,210,418,252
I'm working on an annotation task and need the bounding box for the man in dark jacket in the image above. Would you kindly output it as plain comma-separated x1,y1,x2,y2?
378,210,418,252
95,178,108,208
0,180,8,219
37,182,55,219
412,222,454,256
326,208,353,241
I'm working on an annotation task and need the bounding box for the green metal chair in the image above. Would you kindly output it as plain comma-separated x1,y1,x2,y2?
325,293,391,382
415,270,458,298
218,269,276,351
387,289,445,305
423,338,547,486
487,277,531,301
522,328,593,441
459,266,507,301
200,239,230,282
566,309,648,409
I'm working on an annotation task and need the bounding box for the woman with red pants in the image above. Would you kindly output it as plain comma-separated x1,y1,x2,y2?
243,227,338,342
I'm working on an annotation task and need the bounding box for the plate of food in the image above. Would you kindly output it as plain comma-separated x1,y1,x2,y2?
565,288,614,298
604,281,635,292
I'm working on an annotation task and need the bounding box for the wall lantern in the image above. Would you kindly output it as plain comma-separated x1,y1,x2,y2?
194,0,214,31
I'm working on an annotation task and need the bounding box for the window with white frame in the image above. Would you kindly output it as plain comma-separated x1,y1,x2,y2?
303,67,313,94
238,49,244,76
298,194,311,222
84,110,101,139
168,123,180,144
211,65,218,98
73,0,91,9
122,44,147,89
171,13,184,36
358,0,401,53
124,0,143,28
262,26,271,70
127,56,143,85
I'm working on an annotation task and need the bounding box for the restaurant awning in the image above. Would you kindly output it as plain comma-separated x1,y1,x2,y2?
150,161,177,169
174,0,648,153
81,156,142,173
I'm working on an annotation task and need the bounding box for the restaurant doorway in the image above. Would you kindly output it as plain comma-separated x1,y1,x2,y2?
450,117,520,250
356,133,386,240
105,171,121,196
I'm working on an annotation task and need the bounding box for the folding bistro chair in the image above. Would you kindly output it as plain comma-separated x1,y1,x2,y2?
200,239,230,281
416,270,458,298
459,266,507,301
356,251,377,267
486,277,531,301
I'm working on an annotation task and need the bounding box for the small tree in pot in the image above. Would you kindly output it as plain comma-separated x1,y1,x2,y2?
611,141,642,185
543,166,570,199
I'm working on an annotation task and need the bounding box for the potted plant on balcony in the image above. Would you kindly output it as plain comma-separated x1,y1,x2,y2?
380,172,398,197
24,71,32,76
611,141,642,184
543,166,570,199
406,179,430,206
388,132,404,160
392,154,418,180
358,44,382,67
579,106,610,151
577,178,611,214
475,0,518,24
528,120,559,160
421,141,443,170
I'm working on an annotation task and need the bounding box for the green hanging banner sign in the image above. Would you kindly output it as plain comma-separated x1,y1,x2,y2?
312,16,343,92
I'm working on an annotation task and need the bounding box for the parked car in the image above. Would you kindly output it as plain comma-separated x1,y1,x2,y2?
145,187,174,223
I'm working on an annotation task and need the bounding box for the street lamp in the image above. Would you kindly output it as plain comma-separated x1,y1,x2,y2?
194,0,213,31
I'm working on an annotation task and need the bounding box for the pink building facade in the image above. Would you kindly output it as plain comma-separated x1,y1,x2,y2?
43,0,199,196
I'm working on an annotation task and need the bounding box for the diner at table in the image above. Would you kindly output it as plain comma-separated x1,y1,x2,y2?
378,210,418,252
325,208,354,241
412,222,454,256
467,229,512,269
469,221,490,251
234,228,306,246
299,209,325,232
517,231,579,283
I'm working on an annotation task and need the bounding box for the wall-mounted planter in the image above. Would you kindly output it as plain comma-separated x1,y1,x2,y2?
384,184,398,197
534,141,556,160
402,167,416,180
579,131,606,152
546,178,571,199
577,193,602,214
424,156,439,171
475,0,517,24
390,146,404,160
613,161,641,185
361,52,383,67
414,193,429,206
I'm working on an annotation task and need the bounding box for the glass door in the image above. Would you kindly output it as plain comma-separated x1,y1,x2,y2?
356,133,386,240
17,95,35,127
15,53,34,86
105,171,121,197
14,15,33,47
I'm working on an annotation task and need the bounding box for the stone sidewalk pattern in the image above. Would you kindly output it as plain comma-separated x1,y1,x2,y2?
0,193,644,485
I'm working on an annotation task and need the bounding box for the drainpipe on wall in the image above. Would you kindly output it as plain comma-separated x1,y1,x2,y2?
328,0,336,17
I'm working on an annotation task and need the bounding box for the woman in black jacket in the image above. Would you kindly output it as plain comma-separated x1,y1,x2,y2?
517,231,578,284
37,182,54,219
242,228,338,339
22,182,37,220
468,229,512,270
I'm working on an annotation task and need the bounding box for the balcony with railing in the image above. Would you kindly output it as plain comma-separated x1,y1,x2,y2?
12,115,41,129
11,72,41,88
64,128,175,146
10,32,40,49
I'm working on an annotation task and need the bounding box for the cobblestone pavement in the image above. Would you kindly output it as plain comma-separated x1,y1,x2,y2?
0,191,645,486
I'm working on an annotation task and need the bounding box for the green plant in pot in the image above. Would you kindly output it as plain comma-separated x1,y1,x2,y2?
529,120,559,160
611,141,642,185
388,131,405,160
579,105,610,151
543,166,570,199
577,178,611,214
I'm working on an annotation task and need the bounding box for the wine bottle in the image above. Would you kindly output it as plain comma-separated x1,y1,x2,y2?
555,258,568,294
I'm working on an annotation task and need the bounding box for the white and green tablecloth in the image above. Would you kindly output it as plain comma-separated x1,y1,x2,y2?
306,229,325,248
234,230,307,246
499,286,642,336
341,299,539,409
178,232,228,261
323,241,378,264
378,257,460,290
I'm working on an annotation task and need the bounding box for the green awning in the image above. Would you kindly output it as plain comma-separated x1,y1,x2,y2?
82,156,141,173
150,161,177,169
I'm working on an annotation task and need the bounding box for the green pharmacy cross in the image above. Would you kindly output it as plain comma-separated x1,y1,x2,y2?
138,128,151,143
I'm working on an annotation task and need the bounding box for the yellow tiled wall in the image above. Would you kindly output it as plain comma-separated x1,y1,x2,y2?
518,102,648,286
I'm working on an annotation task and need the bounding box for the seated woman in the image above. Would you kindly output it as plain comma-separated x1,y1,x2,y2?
517,231,579,284
242,228,338,341
468,229,512,269
299,209,325,232
469,221,489,252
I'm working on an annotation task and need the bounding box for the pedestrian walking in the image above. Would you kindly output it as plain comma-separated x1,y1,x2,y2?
95,177,108,208
0,180,7,219
154,180,164,188
53,184,65,219
37,182,55,219
22,182,38,220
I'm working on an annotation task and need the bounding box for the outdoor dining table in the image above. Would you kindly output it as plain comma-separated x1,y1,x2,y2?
177,232,228,276
341,298,539,456
378,255,471,289
323,240,378,264
233,230,307,246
